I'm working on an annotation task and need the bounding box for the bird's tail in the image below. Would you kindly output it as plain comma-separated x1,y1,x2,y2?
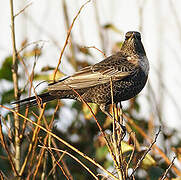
12,92,56,109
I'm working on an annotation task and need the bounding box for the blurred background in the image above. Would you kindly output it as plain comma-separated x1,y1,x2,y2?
0,0,181,179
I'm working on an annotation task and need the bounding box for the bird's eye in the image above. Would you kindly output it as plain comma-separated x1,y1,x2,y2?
125,35,130,40
125,31,141,40
125,33,131,40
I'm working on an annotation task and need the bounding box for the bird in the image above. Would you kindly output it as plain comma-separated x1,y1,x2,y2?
13,31,149,117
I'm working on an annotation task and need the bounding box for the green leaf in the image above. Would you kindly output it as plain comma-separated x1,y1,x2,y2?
121,142,156,169
72,101,82,113
148,166,164,180
1,89,14,104
103,24,123,35
104,159,113,169
33,74,51,81
77,45,92,56
23,47,42,58
121,141,134,153
41,66,55,72
0,56,13,81
96,146,108,161
142,152,156,169
82,103,98,120
34,71,65,81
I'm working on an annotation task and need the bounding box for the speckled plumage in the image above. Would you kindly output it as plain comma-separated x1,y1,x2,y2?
13,31,149,115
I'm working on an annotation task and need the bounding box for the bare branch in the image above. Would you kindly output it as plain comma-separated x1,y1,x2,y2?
160,156,177,180
19,104,46,176
14,2,32,18
0,117,19,176
83,46,107,57
39,146,99,180
53,0,91,81
124,114,181,176
10,0,20,174
129,126,161,178
0,104,118,180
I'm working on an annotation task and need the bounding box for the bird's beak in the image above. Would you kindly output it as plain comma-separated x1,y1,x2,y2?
127,34,134,42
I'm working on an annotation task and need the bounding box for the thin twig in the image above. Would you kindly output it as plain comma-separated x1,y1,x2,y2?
41,103,70,179
126,132,136,178
68,86,119,170
14,2,32,18
53,0,91,81
125,123,140,151
39,141,69,180
19,104,46,176
41,150,48,180
160,156,177,180
33,135,49,180
51,138,73,180
47,149,67,179
83,46,107,57
1,115,12,141
33,103,66,179
17,43,45,136
110,78,123,180
62,0,77,70
17,40,47,54
129,126,161,178
40,146,99,180
125,114,181,176
0,171,4,180
0,118,19,176
93,1,105,52
0,105,117,180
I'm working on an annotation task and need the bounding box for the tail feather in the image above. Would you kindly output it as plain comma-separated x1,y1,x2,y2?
12,92,56,109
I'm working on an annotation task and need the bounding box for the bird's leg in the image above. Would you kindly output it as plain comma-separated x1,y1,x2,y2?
99,104,113,119
100,103,126,139
116,103,126,140
99,103,120,121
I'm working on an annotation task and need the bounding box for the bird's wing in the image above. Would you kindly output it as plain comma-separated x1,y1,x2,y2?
48,54,138,91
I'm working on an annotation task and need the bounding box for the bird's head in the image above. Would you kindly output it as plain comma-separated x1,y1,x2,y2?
121,31,146,56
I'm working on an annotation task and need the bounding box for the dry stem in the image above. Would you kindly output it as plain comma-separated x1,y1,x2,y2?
40,146,98,180
110,78,124,179
0,104,117,180
129,126,161,178
10,0,20,175
160,156,176,180
83,46,107,57
125,114,181,176
53,0,91,81
0,118,18,176
19,104,46,176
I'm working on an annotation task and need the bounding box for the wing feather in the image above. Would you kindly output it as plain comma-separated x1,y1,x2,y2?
48,54,137,91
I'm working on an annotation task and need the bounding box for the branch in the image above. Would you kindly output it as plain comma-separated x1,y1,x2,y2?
40,146,98,180
83,46,107,57
53,0,91,81
125,114,181,176
129,126,161,178
160,156,177,180
14,2,32,18
10,0,20,175
0,104,118,180
0,118,19,176
110,78,124,179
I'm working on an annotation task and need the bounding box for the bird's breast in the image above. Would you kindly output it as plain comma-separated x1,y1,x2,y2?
138,55,149,76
